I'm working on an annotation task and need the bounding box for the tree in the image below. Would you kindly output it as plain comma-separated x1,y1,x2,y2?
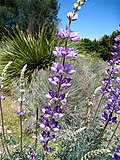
0,0,60,37
98,32,118,60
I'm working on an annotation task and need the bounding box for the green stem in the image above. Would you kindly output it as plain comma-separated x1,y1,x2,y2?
35,107,38,149
107,120,120,147
42,150,45,160
20,92,23,153
0,99,11,157
92,94,104,124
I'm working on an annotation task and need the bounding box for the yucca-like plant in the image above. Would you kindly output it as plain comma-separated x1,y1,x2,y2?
0,27,56,86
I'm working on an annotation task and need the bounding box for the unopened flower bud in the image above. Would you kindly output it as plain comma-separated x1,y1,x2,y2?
20,89,25,93
67,12,78,21
73,3,81,11
77,0,87,6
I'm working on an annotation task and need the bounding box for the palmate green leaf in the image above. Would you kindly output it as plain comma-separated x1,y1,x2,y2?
0,27,56,86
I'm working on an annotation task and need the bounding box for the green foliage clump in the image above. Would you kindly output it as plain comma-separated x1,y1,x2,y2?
55,125,110,160
0,27,56,86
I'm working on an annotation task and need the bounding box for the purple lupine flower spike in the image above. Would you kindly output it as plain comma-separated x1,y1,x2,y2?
38,0,86,156
101,26,120,125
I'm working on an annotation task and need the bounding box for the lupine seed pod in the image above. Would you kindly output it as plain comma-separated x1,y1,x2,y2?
81,149,110,160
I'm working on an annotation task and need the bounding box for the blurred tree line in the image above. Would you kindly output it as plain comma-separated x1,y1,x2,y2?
74,31,118,61
0,0,60,38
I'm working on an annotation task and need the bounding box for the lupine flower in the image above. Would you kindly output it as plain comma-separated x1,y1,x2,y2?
42,105,64,118
61,77,72,88
70,32,80,42
17,111,26,115
42,106,52,118
67,12,78,21
51,63,75,75
40,119,50,129
45,90,59,102
112,144,120,160
51,118,60,132
101,112,117,124
53,106,64,118
0,95,6,100
58,29,70,40
73,3,81,11
51,63,64,74
58,29,79,42
48,75,60,86
45,90,67,105
53,47,78,59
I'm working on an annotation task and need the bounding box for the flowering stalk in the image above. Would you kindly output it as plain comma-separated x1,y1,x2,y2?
38,0,87,159
17,64,27,152
0,61,12,157
98,27,120,138
35,106,39,149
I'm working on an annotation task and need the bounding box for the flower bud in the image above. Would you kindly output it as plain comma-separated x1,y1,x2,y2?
67,12,78,21
73,3,81,11
77,0,87,6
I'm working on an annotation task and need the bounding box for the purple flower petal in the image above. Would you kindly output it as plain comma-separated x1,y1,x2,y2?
0,95,6,100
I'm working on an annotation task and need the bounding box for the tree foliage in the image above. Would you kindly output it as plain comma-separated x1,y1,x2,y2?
74,31,118,61
0,0,60,37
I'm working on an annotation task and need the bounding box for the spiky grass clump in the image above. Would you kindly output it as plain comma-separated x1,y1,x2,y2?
0,27,56,86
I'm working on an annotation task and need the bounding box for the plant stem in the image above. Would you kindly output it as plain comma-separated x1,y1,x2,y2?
35,106,38,149
42,150,45,160
0,99,10,157
107,120,120,147
92,93,104,124
20,93,23,152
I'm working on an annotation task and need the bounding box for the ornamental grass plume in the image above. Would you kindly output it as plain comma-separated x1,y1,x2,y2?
38,0,87,159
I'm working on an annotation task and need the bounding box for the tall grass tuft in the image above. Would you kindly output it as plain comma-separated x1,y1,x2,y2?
0,27,56,86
